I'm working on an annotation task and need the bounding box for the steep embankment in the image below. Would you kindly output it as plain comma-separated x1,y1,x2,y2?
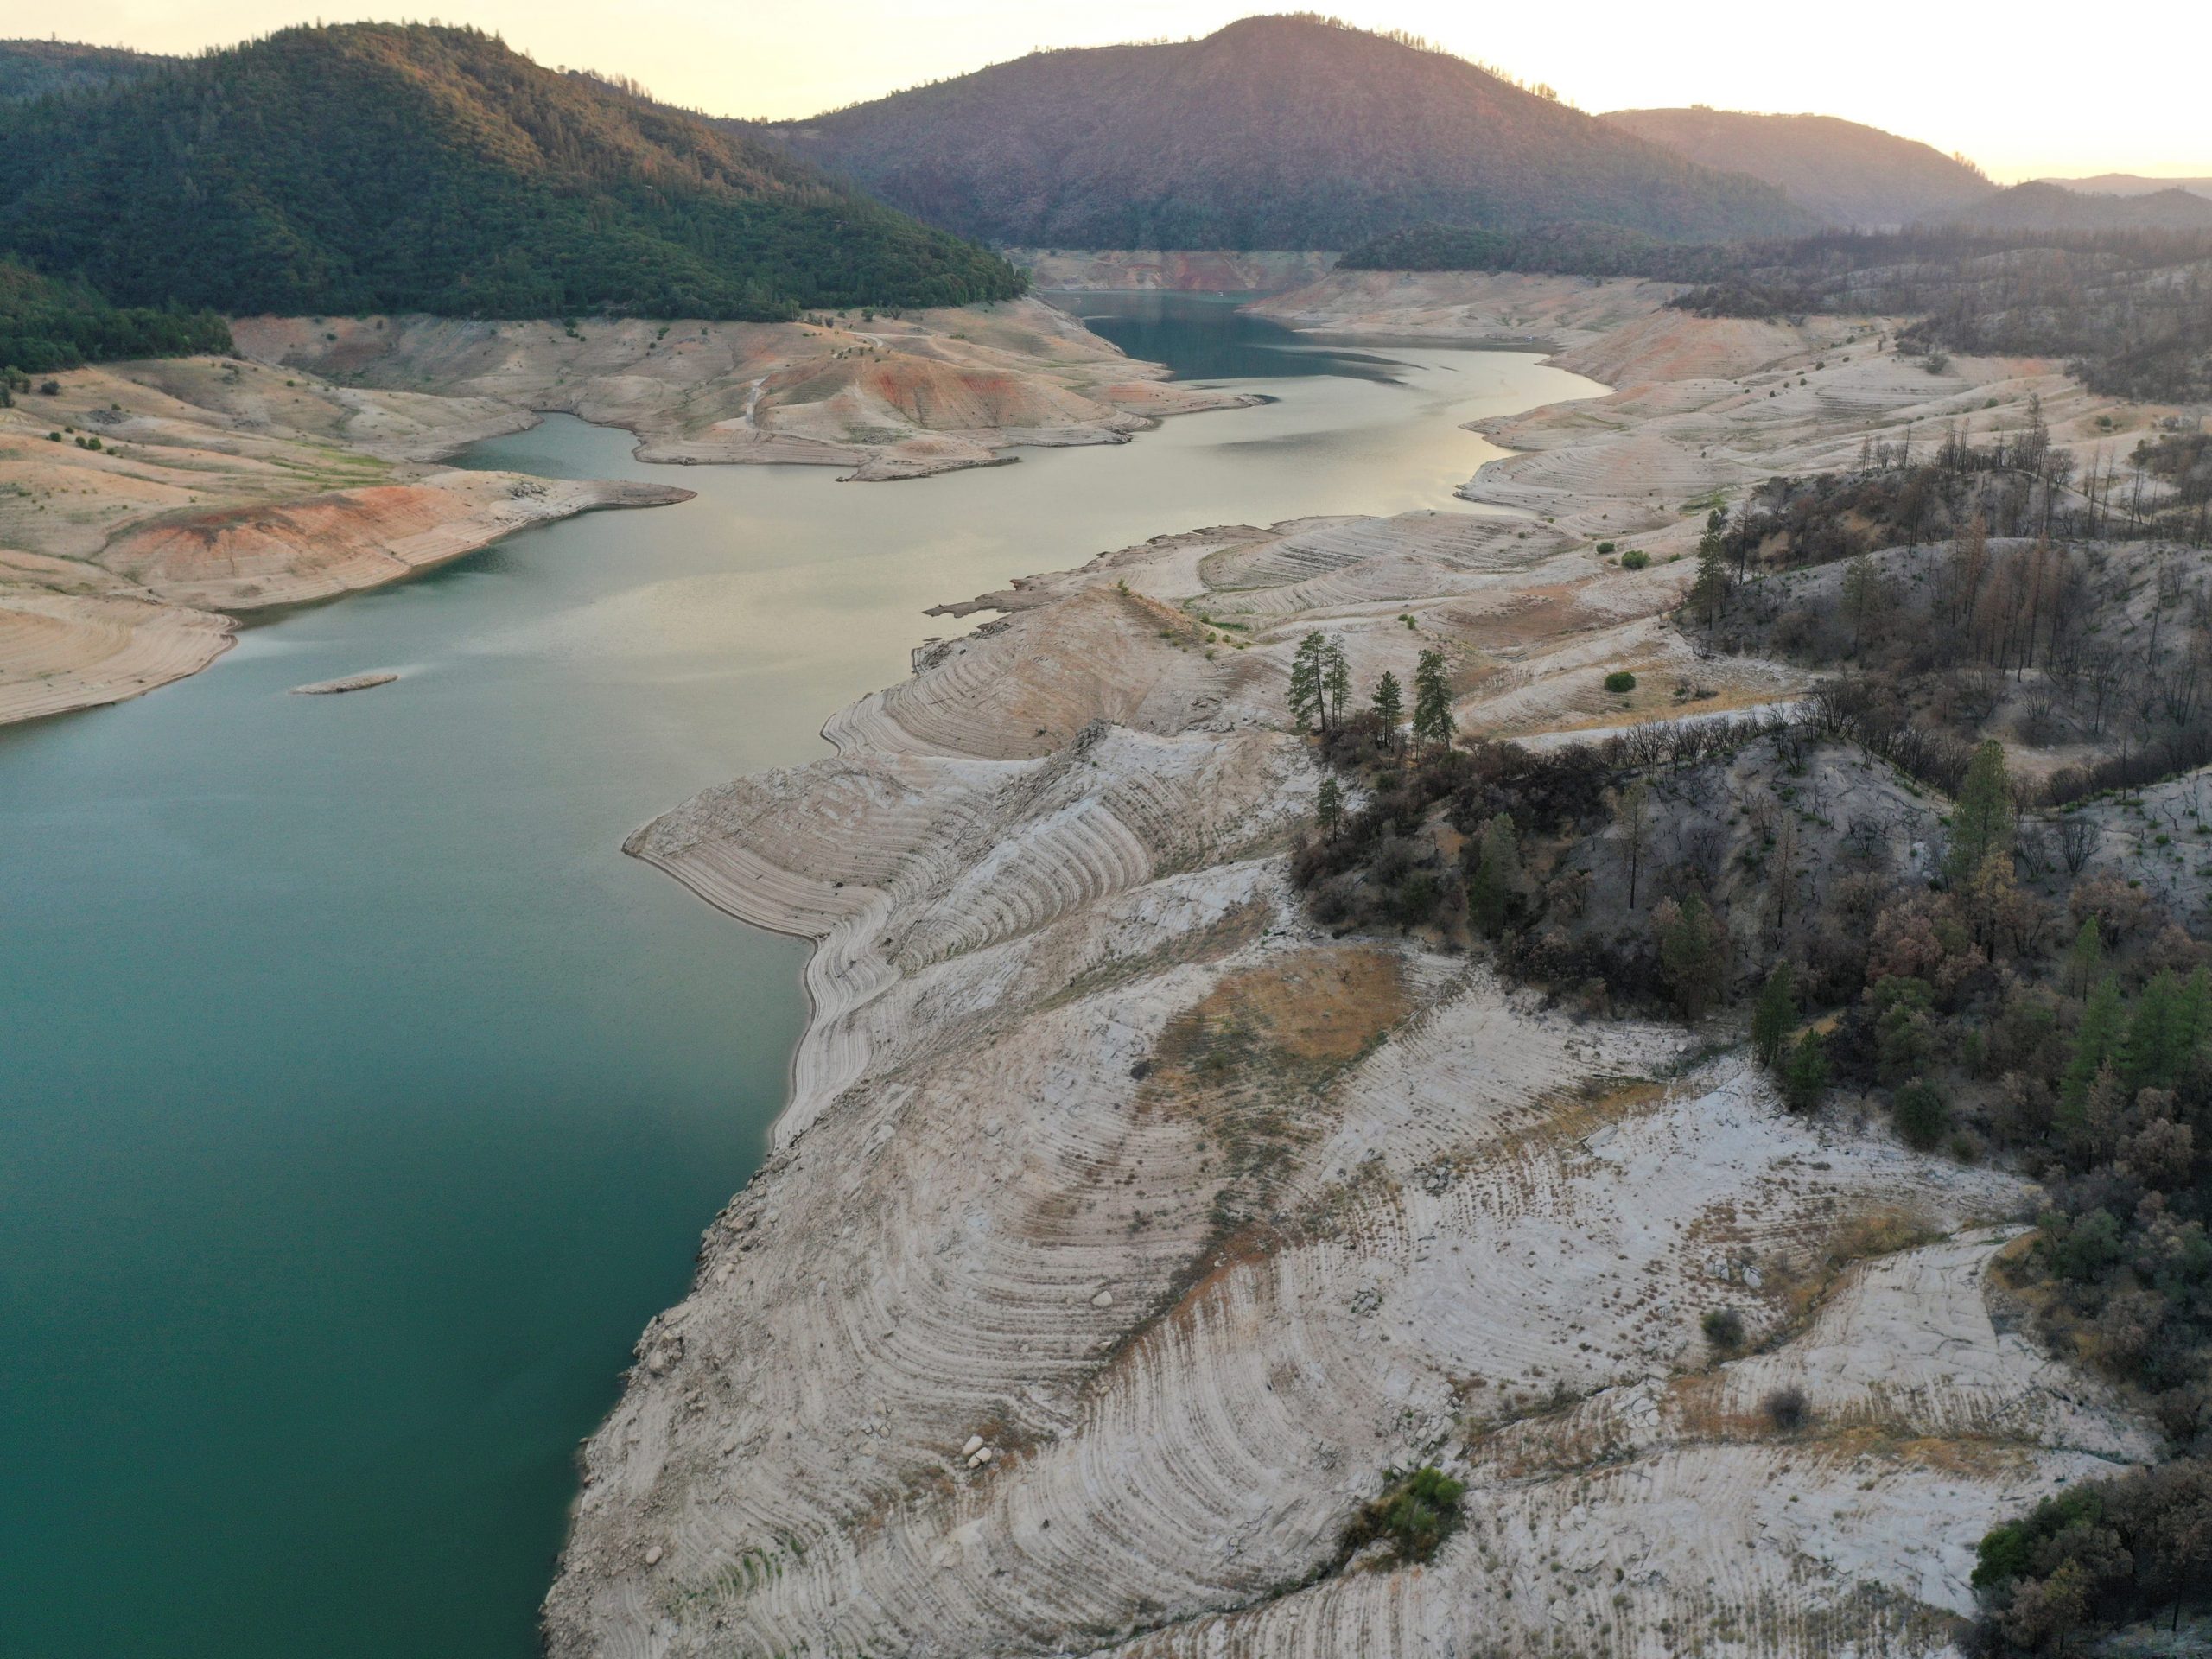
765,16,1811,251
236,299,1251,482
550,282,2157,1656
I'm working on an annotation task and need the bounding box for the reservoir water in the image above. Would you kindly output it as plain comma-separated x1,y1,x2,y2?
0,295,1599,1657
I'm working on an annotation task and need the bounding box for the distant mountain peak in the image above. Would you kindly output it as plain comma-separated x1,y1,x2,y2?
1600,106,1993,228
760,22,1810,251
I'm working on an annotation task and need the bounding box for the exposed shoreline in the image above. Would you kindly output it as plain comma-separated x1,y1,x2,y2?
0,297,1249,728
550,275,2164,1656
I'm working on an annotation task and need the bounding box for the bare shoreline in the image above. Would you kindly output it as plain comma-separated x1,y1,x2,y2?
0,297,1248,728
550,273,2165,1656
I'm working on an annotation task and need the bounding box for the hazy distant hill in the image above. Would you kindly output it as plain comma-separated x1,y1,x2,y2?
0,24,1024,320
1947,181,2212,232
0,40,164,100
763,16,1813,251
1600,107,1992,228
2038,174,2212,202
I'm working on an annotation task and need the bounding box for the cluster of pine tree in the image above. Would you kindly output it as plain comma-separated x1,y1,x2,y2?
0,261,230,374
0,25,1026,323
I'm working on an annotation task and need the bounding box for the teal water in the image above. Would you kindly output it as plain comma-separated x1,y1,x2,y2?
0,301,1598,1658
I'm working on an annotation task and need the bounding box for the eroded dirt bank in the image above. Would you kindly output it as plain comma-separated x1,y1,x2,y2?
549,278,2165,1656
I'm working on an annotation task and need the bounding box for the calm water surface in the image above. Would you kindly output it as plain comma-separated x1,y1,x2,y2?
0,296,1598,1657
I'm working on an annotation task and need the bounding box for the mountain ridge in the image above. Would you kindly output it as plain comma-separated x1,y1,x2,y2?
760,16,1815,251
1601,105,1993,227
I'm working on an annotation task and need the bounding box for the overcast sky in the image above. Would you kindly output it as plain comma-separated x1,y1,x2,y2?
35,0,2211,181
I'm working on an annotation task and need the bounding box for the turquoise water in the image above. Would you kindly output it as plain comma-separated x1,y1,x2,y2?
0,301,1597,1657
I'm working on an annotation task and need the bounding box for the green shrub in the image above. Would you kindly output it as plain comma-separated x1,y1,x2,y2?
1604,671,1637,693
1619,549,1650,569
1891,1078,1949,1150
1763,1386,1811,1433
1701,1307,1745,1350
1595,540,1617,555
1338,1466,1465,1566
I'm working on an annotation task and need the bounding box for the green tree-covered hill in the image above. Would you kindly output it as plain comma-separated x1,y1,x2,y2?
0,24,1024,321
760,16,1814,251
1600,107,1993,228
0,262,231,373
0,40,164,101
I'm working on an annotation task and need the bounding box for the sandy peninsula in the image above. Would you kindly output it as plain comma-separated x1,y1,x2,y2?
547,275,2171,1656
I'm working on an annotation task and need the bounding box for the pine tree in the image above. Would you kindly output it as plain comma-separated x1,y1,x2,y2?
1370,671,1403,749
1751,962,1796,1068
1655,894,1726,1022
2120,969,2200,1091
1688,521,1731,629
1612,779,1651,909
2063,916,2104,998
1316,774,1344,842
1411,648,1454,752
1288,631,1326,734
1782,1030,1829,1111
2061,972,2126,1112
1467,812,1521,939
1840,553,1882,655
1322,638,1351,730
1945,741,2016,885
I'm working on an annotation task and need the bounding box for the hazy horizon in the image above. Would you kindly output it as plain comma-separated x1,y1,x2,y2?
23,2,2211,185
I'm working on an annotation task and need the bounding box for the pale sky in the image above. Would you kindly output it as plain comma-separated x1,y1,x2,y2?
22,0,2210,181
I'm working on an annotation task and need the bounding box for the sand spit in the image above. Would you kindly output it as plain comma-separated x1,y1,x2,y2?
233,297,1256,484
289,672,398,696
1014,249,1340,294
553,283,2158,1655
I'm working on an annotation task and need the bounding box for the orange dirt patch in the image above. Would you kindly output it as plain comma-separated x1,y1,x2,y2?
1192,945,1410,1065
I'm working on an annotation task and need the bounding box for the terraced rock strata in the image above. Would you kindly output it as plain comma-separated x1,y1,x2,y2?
553,277,2160,1656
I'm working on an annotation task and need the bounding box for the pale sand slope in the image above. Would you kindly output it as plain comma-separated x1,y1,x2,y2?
1249,269,1677,345
551,291,2161,1658
0,354,686,724
234,296,1256,484
1013,249,1340,294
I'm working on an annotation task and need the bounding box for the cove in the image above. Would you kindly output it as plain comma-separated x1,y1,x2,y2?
0,296,1600,1658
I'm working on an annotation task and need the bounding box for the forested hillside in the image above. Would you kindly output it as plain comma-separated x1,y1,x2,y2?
0,40,164,100
1948,181,2212,233
0,262,230,374
763,16,1812,250
0,24,1025,321
1602,107,1993,227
